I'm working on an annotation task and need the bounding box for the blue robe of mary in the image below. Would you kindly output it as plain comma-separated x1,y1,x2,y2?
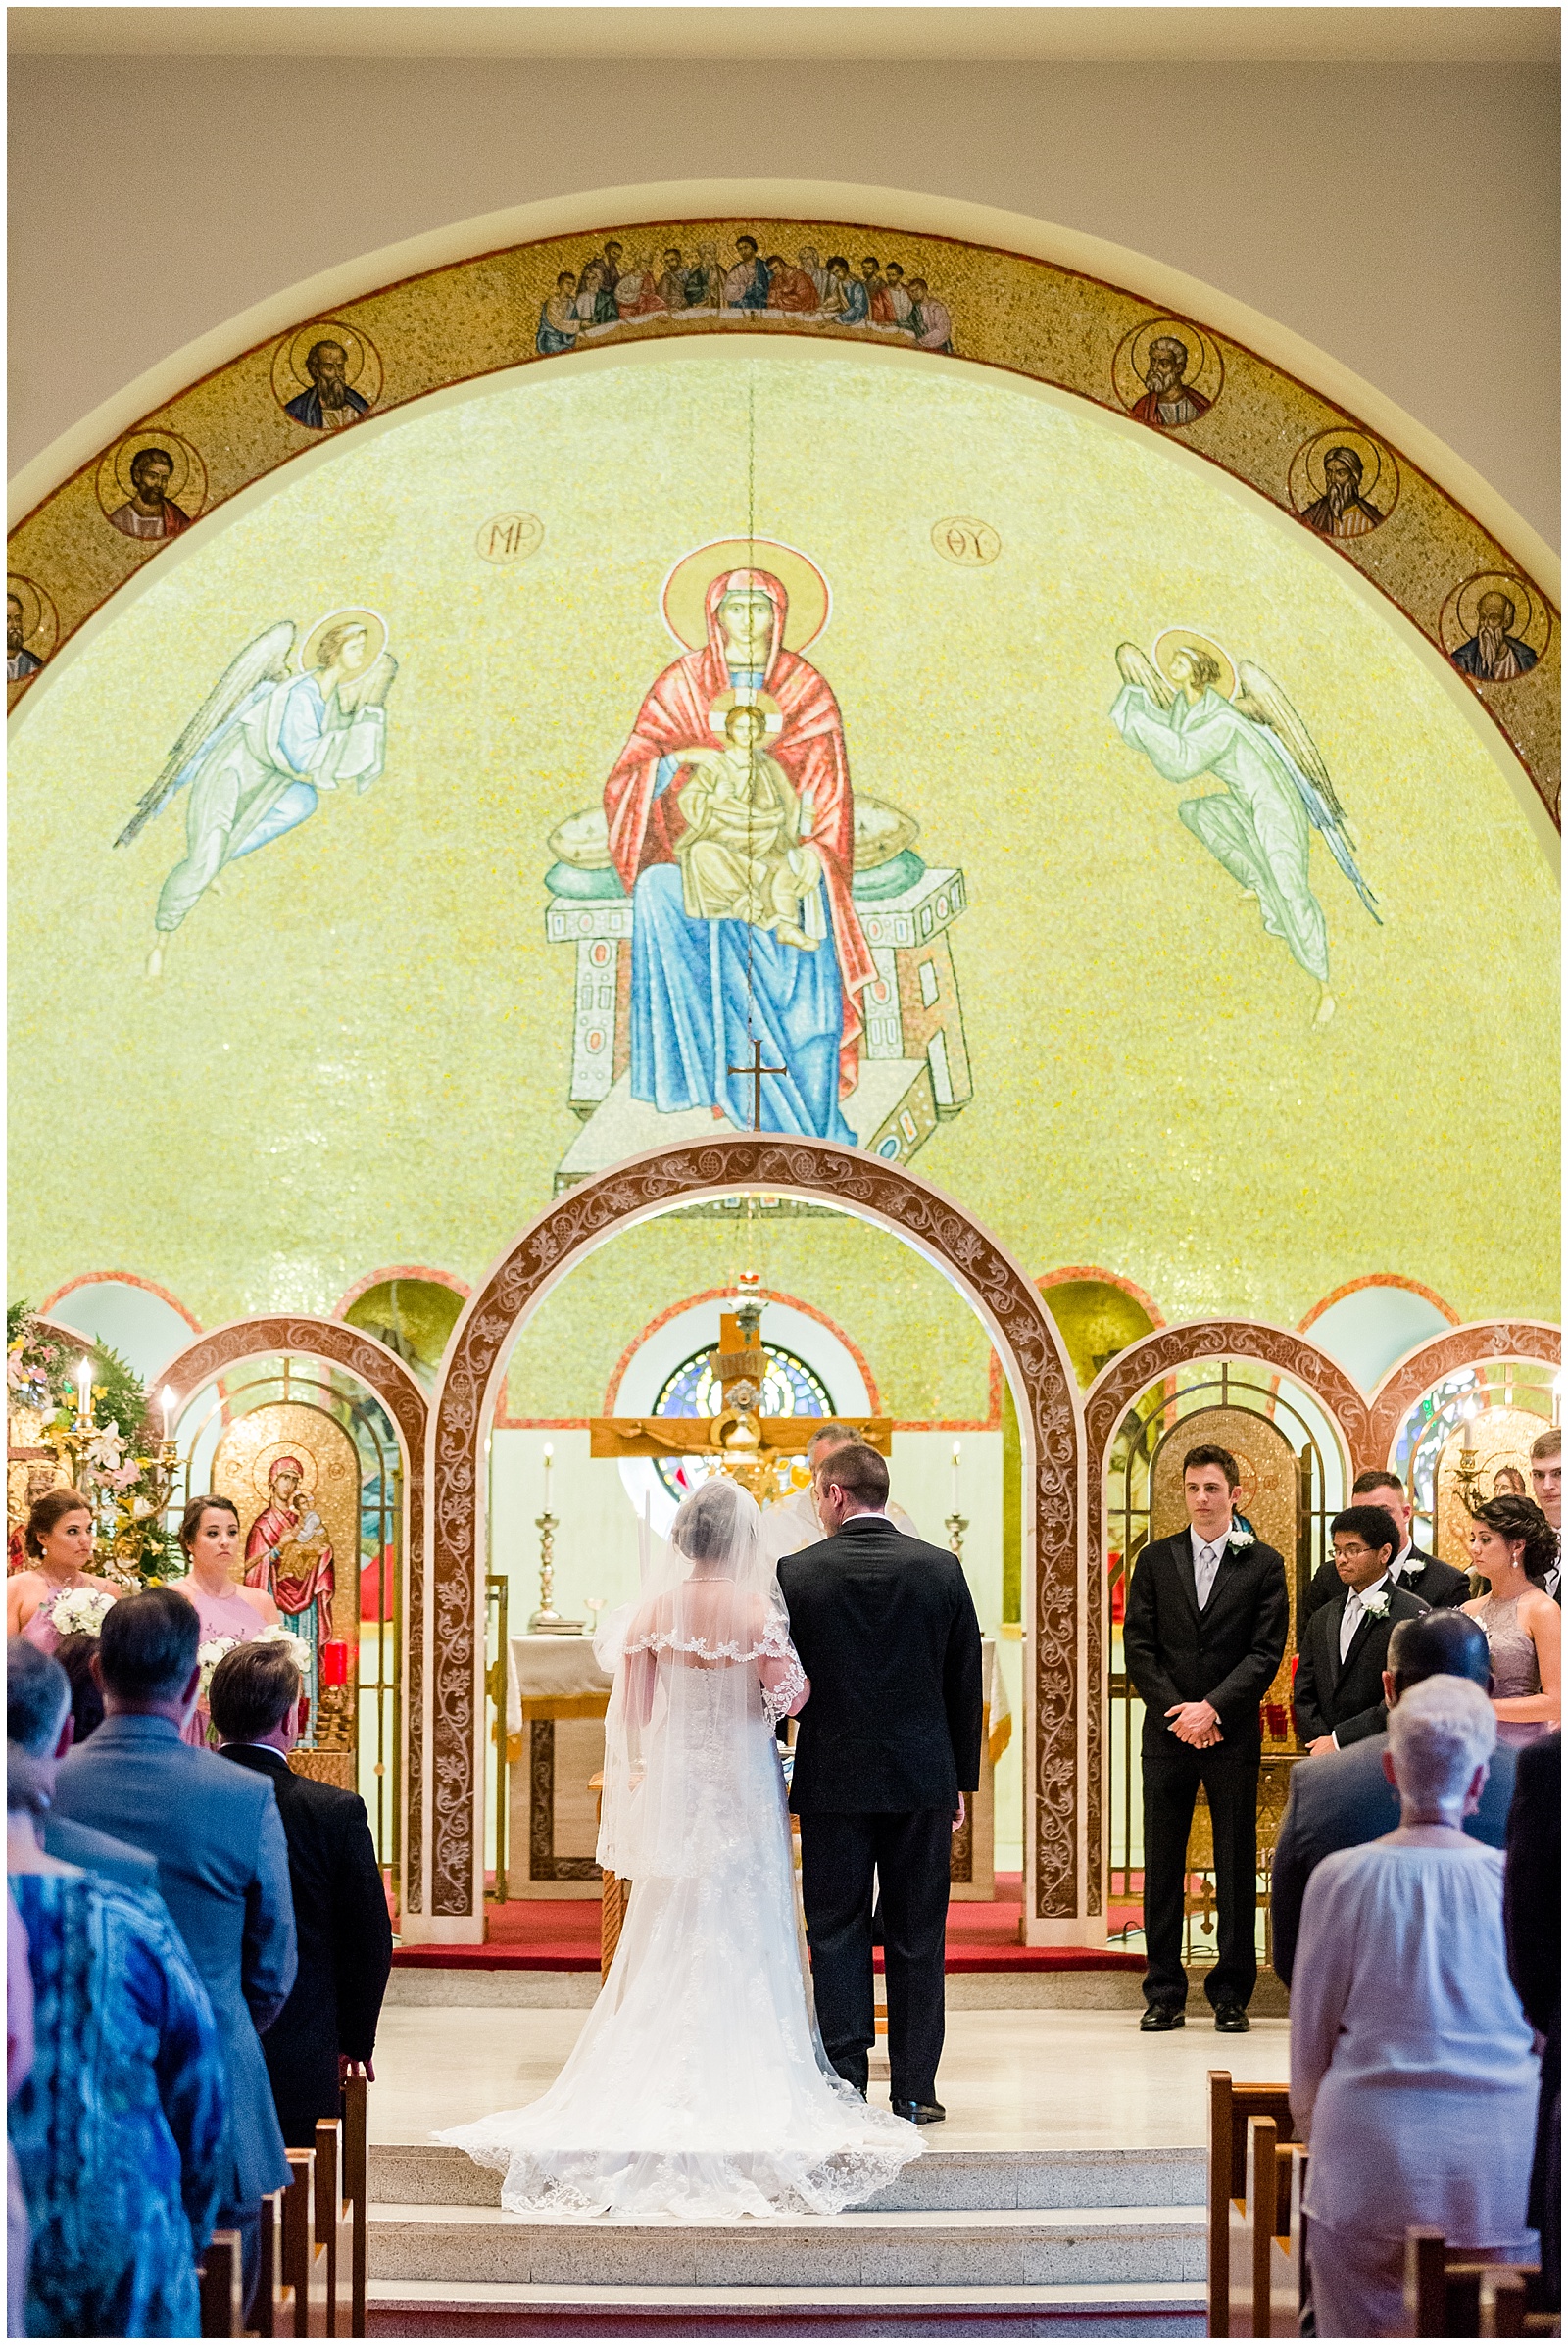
619,660,855,1145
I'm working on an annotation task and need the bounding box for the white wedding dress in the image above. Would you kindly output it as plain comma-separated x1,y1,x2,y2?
438,1482,923,2222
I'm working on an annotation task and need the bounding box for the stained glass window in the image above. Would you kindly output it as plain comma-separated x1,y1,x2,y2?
652,1343,834,1498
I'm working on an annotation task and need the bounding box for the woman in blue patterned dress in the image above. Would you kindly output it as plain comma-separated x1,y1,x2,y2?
8,1737,228,2337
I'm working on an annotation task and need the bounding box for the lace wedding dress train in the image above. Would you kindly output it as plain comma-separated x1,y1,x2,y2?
438,1485,923,2223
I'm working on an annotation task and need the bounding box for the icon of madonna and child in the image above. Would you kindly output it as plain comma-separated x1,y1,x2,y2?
599,542,885,1145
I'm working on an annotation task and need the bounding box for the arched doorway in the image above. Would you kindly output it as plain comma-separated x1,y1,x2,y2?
420,1138,1082,1946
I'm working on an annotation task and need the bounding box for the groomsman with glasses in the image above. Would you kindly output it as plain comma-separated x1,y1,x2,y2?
1123,1444,1289,2035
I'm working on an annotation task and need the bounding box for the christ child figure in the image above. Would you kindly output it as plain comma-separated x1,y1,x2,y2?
674,704,825,948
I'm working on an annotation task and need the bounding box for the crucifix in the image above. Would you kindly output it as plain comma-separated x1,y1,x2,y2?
728,1039,785,1133
589,1301,891,1500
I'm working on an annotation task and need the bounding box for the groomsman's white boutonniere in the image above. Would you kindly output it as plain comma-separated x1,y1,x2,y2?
1227,1527,1255,1550
1359,1587,1393,1619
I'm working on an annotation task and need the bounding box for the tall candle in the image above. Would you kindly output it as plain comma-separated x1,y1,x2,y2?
76,1358,93,1425
162,1386,176,1441
543,1441,554,1513
951,1441,961,1514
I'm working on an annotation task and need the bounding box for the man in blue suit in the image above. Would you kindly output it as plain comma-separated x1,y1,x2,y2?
1271,1608,1517,1986
52,1588,297,2315
8,1637,161,1894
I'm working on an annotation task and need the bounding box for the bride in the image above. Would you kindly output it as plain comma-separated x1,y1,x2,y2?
439,1478,923,2220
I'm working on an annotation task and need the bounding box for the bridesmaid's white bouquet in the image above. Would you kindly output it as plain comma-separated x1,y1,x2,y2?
254,1625,314,1676
196,1636,239,1695
47,1587,117,1637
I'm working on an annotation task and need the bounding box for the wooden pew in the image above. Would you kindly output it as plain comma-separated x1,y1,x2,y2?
1208,2070,1298,2337
1267,2142,1308,2339
341,2071,368,2338
314,2118,356,2336
283,2149,330,2336
197,2229,242,2336
1404,2227,1551,2337
254,2187,295,2339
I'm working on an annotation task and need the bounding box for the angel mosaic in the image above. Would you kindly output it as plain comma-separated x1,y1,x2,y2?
114,609,397,976
1110,629,1380,1026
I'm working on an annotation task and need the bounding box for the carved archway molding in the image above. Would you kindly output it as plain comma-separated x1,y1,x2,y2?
154,1317,429,1911
1365,1319,1562,1461
427,1138,1084,1945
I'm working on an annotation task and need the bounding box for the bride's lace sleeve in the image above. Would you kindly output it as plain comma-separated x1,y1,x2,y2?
757,1616,808,1725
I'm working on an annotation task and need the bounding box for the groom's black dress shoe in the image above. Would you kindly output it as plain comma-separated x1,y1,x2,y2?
1212,2003,1250,2033
1140,2004,1185,2031
892,2099,946,2124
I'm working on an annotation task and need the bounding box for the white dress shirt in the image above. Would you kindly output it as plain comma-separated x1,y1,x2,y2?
1189,1521,1230,1609
1339,1571,1391,1661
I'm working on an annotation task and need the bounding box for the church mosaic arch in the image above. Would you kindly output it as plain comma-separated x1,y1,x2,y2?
427,1138,1082,1943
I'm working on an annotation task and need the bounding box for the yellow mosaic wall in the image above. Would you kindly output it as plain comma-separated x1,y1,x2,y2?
7,340,1558,1334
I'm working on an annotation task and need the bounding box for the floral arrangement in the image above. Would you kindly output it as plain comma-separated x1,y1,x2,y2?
1358,1586,1393,1619
1228,1526,1255,1549
46,1586,119,1637
197,1624,314,1700
6,1300,184,1585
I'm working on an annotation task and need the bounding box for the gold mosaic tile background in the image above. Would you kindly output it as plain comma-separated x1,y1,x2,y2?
9,215,1559,821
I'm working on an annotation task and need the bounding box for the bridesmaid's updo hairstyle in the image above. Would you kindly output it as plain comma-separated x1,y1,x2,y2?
178,1492,241,1558
24,1487,93,1559
1468,1491,1559,1588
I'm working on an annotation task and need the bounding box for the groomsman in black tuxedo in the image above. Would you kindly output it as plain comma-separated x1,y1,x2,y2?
1294,1505,1430,1752
1123,1444,1289,2034
1303,1469,1468,1617
779,1441,982,2125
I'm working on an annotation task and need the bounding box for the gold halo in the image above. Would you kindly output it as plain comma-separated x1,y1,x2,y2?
1113,317,1225,414
661,538,830,653
1153,626,1236,702
1444,570,1547,658
6,573,57,653
96,430,207,519
708,685,784,738
300,606,388,673
1289,427,1398,522
248,1440,323,1510
270,319,383,410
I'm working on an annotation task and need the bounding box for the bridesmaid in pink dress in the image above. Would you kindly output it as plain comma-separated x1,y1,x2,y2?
7,1490,120,1652
171,1494,280,1745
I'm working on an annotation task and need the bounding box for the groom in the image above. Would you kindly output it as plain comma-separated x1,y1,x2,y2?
778,1441,983,2124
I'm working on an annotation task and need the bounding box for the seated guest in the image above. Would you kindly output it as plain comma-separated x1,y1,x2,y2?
54,1628,106,1742
170,1493,280,1746
1304,1469,1468,1616
8,1885,33,2340
1505,1731,1560,2312
1291,1676,1540,2338
1465,1492,1561,1745
1530,1429,1561,1597
210,1640,393,2146
1294,1504,1430,1753
5,1488,120,1647
8,1735,227,2338
50,1587,296,2318
8,1637,159,1893
1272,1610,1518,1984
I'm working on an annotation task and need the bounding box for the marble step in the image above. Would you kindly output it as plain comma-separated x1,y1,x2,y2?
370,2141,1205,2213
368,2201,1205,2290
366,2274,1208,2336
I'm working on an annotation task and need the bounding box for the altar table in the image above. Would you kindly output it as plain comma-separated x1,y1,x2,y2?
504,1630,1012,1903
507,1634,612,1900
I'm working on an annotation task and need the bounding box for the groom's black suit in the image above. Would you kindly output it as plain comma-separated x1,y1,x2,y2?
779,1514,983,2107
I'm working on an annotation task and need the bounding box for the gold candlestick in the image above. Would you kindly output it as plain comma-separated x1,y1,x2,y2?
945,1510,969,1566
529,1508,582,1634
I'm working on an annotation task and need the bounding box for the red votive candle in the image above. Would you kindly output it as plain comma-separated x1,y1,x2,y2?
320,1640,350,1688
